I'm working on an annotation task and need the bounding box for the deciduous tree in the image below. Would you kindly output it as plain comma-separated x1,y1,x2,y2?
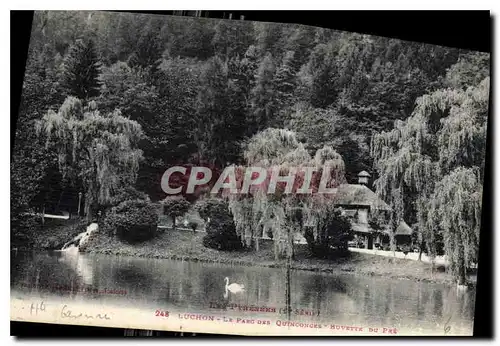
35,97,144,220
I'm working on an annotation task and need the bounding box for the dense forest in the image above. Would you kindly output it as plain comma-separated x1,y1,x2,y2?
12,11,490,285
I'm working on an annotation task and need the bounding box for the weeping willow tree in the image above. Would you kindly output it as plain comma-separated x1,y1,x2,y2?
427,167,483,285
226,129,304,259
371,53,489,285
226,128,346,260
35,96,144,220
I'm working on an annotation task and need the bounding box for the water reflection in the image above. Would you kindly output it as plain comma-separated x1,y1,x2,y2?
11,250,475,334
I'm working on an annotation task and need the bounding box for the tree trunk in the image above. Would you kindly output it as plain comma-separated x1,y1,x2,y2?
84,195,93,222
285,256,291,321
56,191,64,213
287,226,295,260
172,215,176,230
390,233,396,257
85,205,93,223
418,240,425,261
457,237,467,286
390,216,397,257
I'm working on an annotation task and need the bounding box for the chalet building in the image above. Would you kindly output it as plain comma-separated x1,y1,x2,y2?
259,171,413,248
335,171,413,250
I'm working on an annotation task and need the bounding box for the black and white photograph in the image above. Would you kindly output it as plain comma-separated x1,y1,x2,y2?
10,10,491,336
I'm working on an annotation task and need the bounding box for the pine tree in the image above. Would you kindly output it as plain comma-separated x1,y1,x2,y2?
212,19,255,59
254,21,287,59
131,21,163,72
249,53,276,134
283,25,317,71
195,56,236,166
307,43,339,108
273,50,297,110
239,45,260,97
60,38,102,100
168,17,215,59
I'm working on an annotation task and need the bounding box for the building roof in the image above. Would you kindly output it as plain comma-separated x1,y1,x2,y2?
395,221,413,236
334,184,391,211
351,222,370,234
358,170,371,177
379,221,413,236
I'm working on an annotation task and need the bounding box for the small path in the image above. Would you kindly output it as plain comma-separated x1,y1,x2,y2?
157,225,205,232
348,247,449,266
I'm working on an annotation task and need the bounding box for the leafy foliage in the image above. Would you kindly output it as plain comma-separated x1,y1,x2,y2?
249,53,277,131
228,128,346,260
195,198,242,251
427,167,482,284
212,19,255,59
371,52,489,283
35,97,144,220
106,186,150,209
160,196,191,229
60,38,102,99
304,207,353,258
14,11,489,267
103,199,159,242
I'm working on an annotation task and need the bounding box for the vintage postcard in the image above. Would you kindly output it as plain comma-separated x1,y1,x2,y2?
11,10,490,336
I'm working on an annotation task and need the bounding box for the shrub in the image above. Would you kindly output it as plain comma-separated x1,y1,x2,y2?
160,195,191,229
304,207,353,258
106,186,150,209
188,221,198,232
97,187,151,223
103,199,158,243
195,198,242,251
11,214,40,250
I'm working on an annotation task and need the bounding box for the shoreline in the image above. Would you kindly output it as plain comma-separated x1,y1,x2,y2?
78,229,461,287
84,248,455,286
23,226,473,287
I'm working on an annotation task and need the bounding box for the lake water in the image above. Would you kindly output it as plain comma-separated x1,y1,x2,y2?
10,250,475,335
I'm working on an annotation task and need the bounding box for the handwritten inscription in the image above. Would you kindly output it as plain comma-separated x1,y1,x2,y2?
30,301,46,315
60,304,111,320
444,315,452,334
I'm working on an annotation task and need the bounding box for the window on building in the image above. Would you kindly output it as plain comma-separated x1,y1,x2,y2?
358,209,368,224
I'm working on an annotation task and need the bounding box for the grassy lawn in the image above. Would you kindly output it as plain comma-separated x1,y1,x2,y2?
83,228,455,285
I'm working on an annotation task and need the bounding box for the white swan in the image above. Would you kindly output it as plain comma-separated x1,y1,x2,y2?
224,277,245,294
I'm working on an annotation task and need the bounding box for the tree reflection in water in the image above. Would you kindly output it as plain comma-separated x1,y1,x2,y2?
11,251,477,334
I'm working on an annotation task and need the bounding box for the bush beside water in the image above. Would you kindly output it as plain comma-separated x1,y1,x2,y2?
196,198,242,251
103,199,159,243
